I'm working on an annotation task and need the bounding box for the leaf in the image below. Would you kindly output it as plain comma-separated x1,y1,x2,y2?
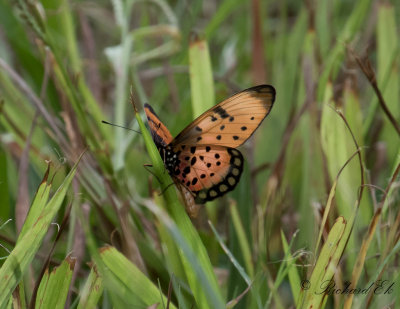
99,246,177,309
77,265,103,309
17,164,51,242
0,154,82,307
35,256,75,309
188,36,215,118
229,201,254,278
300,216,347,308
134,100,224,308
281,231,301,304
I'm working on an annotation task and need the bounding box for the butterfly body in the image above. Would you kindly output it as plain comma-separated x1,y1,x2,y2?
144,85,275,211
158,145,180,172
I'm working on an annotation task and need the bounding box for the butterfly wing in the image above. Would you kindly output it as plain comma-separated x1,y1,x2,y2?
171,144,244,203
144,85,275,209
144,103,173,147
171,85,275,148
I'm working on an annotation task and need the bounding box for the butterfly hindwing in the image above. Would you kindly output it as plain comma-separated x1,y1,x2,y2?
171,145,244,203
171,85,275,148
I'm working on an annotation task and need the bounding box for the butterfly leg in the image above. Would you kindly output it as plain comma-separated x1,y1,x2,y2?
158,182,175,196
144,164,174,195
143,164,163,184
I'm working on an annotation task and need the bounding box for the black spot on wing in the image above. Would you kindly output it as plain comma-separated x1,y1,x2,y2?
213,106,230,119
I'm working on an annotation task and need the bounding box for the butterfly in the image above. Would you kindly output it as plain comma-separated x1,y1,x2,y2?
144,85,275,216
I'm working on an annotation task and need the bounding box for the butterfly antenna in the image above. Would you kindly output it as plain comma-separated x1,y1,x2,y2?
101,120,141,134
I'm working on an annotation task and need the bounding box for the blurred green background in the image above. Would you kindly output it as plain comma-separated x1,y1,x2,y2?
0,0,399,308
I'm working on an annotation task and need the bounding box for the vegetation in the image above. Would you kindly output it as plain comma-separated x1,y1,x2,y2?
0,0,399,308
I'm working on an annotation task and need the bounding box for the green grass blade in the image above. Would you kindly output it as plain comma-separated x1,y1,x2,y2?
320,84,363,221
188,36,215,118
375,3,399,166
209,220,251,286
281,231,301,304
229,202,254,278
300,216,347,308
17,165,51,242
134,103,224,308
205,0,245,39
77,265,103,309
41,0,107,137
99,246,177,309
146,204,225,308
316,0,372,101
0,154,82,307
0,147,11,220
35,256,75,309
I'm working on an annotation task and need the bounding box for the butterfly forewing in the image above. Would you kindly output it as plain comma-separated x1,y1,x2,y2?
171,85,275,148
171,145,244,203
144,103,173,146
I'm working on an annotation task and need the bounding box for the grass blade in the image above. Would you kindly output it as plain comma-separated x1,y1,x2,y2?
35,256,75,309
99,246,177,309
300,216,347,308
0,153,82,307
134,99,224,308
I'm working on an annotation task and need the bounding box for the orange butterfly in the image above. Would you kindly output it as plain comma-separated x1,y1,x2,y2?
145,85,275,216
